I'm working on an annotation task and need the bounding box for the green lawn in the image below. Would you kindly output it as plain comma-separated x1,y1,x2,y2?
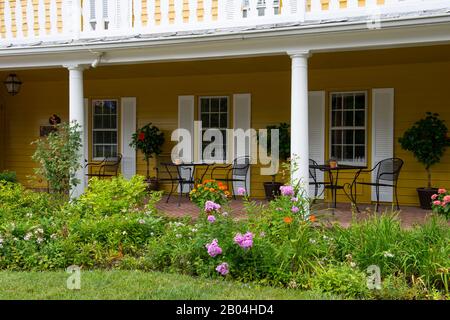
0,270,336,300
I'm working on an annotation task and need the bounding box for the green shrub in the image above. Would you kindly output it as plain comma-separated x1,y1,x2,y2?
74,175,159,217
312,264,369,299
0,171,17,183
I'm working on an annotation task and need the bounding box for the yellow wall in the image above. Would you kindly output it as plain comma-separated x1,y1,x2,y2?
1,46,450,206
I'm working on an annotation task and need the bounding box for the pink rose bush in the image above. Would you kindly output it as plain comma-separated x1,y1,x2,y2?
205,239,223,257
431,188,450,219
234,232,254,249
216,262,229,276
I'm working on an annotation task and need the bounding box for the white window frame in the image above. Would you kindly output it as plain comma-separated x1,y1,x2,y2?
198,96,230,163
92,99,119,161
329,91,368,166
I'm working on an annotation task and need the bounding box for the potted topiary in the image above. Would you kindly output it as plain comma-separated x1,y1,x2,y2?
260,122,290,201
130,123,165,191
398,112,450,209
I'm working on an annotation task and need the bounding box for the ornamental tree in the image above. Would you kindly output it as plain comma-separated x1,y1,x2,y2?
398,112,450,188
130,123,165,179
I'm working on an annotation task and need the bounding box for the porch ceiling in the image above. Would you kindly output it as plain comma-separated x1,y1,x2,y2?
1,44,450,82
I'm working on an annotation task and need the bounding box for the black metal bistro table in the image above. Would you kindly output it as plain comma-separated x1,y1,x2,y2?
309,164,367,208
160,161,212,206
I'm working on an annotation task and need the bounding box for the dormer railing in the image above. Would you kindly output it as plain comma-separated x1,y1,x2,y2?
1,0,449,45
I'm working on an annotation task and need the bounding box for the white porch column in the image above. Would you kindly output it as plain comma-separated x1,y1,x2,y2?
289,51,310,195
66,65,86,198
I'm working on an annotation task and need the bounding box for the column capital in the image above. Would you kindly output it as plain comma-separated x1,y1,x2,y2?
63,64,88,71
287,50,311,59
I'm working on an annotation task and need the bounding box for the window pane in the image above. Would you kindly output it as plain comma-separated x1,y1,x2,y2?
332,111,342,127
94,131,103,144
94,145,103,158
111,145,117,157
210,113,219,127
331,130,342,145
104,131,112,143
94,102,102,115
355,94,365,109
355,146,365,162
220,114,227,128
344,111,354,126
355,111,365,126
332,95,342,110
111,132,117,144
331,145,342,160
201,99,209,113
343,146,354,162
211,98,220,112
220,98,227,112
94,116,102,129
343,94,354,109
201,114,209,127
343,130,354,145
103,115,111,129
110,115,117,128
355,130,365,144
104,145,112,157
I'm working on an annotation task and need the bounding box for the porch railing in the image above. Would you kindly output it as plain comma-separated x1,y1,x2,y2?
1,0,449,44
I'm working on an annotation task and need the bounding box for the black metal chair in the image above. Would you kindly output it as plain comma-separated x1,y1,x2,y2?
211,156,250,199
85,153,122,179
309,159,330,198
159,163,195,206
349,158,404,211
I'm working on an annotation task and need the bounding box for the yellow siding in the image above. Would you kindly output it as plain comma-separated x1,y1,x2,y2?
1,47,450,206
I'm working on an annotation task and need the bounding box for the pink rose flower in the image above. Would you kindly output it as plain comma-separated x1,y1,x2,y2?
431,194,438,200
443,195,450,204
433,200,441,206
237,187,246,196
207,215,216,223
438,188,447,194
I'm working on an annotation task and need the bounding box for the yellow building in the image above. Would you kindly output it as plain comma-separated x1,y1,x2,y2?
1,0,450,207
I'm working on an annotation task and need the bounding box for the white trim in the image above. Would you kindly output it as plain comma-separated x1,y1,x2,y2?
329,91,368,167
83,98,89,185
308,90,325,198
1,17,450,70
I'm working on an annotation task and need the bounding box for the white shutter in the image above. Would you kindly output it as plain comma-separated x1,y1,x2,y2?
178,95,195,193
121,97,137,179
371,88,394,202
83,98,89,187
233,93,251,195
308,91,325,198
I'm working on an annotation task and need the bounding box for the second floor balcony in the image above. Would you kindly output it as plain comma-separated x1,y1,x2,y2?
1,0,449,47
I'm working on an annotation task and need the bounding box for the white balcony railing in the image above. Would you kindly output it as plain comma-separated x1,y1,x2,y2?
1,0,449,45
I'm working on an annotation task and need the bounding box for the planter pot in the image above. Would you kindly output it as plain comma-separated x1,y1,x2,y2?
146,178,159,192
417,187,438,210
263,182,283,201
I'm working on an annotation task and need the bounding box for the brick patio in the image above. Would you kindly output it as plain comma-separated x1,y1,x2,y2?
156,195,437,228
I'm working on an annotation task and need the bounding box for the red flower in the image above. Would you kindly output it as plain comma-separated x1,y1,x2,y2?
138,132,145,141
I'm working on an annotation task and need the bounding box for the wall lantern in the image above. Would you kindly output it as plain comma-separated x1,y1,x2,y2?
4,73,22,96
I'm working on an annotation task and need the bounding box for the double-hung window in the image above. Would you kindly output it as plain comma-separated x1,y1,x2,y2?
330,92,367,165
199,96,229,162
92,99,118,160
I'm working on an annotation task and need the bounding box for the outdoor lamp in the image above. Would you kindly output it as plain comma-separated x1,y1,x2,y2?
4,73,22,96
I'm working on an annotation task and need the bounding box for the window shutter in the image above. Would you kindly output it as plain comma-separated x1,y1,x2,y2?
232,93,251,195
177,95,195,193
371,88,394,202
121,97,137,180
308,91,325,198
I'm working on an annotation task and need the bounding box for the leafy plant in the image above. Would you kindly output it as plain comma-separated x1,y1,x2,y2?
31,121,82,195
431,189,450,219
0,171,17,183
398,112,450,188
189,179,230,210
130,123,165,179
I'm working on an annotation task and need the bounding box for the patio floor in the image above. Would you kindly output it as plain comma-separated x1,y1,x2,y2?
156,195,437,228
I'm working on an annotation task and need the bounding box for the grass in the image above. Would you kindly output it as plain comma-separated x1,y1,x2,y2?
0,270,337,300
